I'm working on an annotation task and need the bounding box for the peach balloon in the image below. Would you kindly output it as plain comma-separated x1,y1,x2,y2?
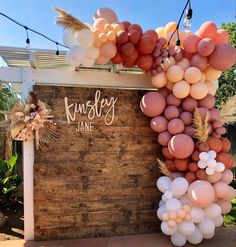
206,172,222,184
173,80,191,99
112,23,122,33
214,29,229,45
166,81,174,91
107,31,116,41
100,42,117,59
99,33,108,43
156,27,166,38
196,21,217,39
190,82,208,100
213,181,229,199
207,81,218,96
179,30,192,45
165,22,177,36
93,18,109,31
177,58,190,70
204,66,222,81
188,180,215,208
224,186,235,201
209,44,236,70
217,199,232,214
183,34,200,53
96,54,109,64
184,67,202,84
200,72,206,82
163,56,176,71
151,72,167,88
221,169,234,184
197,38,215,56
158,131,172,146
167,65,184,82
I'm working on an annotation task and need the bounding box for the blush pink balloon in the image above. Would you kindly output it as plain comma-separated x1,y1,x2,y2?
221,169,234,184
166,94,182,106
198,94,215,109
158,131,172,146
168,119,185,135
182,97,198,112
94,8,118,24
188,180,215,208
197,38,215,56
217,199,232,214
224,186,235,201
184,125,194,137
180,111,193,125
206,172,222,184
96,54,109,64
213,181,229,199
150,116,168,133
164,106,180,120
140,92,166,117
168,133,194,159
100,42,117,59
190,54,208,71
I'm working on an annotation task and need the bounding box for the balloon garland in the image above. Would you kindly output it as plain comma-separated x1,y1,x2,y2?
55,5,236,247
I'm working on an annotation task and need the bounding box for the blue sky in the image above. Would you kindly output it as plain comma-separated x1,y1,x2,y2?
0,0,235,51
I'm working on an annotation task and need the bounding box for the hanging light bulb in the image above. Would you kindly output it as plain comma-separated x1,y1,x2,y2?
54,42,60,60
175,39,181,53
24,26,31,49
183,7,193,29
166,52,171,63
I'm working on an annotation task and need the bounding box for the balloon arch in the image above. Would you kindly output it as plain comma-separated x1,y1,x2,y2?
54,6,236,247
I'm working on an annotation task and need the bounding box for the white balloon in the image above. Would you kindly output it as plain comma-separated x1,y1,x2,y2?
157,206,166,220
178,221,196,236
86,46,99,59
208,150,217,159
171,232,187,247
171,177,189,197
67,45,86,62
197,160,207,169
180,194,192,206
204,203,222,219
213,215,224,227
157,176,172,193
75,29,94,48
199,218,215,235
202,230,215,239
159,200,166,207
164,190,173,200
206,158,217,168
215,162,225,173
190,207,205,223
187,227,203,245
199,152,209,162
63,29,76,48
81,57,95,67
166,198,182,212
161,221,178,235
206,167,215,175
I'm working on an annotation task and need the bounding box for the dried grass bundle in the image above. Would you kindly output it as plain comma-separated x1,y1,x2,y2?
193,107,210,143
220,95,236,125
157,159,173,180
54,6,89,32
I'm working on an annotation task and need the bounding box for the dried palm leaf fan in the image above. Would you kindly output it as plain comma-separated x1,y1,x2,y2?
220,95,236,125
193,107,210,143
157,159,174,180
54,6,90,32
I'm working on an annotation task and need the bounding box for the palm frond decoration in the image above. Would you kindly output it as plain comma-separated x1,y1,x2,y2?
193,107,210,143
220,95,236,125
157,159,173,180
54,6,89,32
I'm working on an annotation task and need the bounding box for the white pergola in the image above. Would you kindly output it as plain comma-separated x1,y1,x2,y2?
0,46,154,241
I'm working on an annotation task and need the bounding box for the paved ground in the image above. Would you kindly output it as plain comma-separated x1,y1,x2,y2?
0,227,235,247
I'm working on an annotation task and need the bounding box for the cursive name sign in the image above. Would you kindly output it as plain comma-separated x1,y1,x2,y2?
64,90,118,132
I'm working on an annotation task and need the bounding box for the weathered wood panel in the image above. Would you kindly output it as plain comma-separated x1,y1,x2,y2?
34,85,162,240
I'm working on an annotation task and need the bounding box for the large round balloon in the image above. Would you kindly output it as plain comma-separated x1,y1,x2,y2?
196,21,217,39
100,42,117,59
94,8,118,23
183,34,200,53
140,92,166,117
168,134,194,159
137,35,155,54
188,180,215,208
136,54,153,70
197,38,215,57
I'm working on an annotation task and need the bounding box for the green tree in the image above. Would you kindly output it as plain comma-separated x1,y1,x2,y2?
215,22,236,109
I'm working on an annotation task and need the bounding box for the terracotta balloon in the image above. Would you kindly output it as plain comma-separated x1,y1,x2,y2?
197,38,215,57
196,21,217,39
167,65,184,83
128,30,140,44
180,111,192,125
184,67,202,84
140,92,166,117
158,87,170,97
209,44,236,70
216,152,234,169
182,97,198,112
186,171,197,183
198,94,215,109
128,24,143,36
207,136,222,153
150,116,168,133
94,8,118,23
168,119,185,135
138,35,155,54
121,42,135,56
183,34,200,53
121,21,131,31
100,42,117,59
168,134,194,159
184,125,194,137
220,138,231,153
144,30,158,42
190,82,208,100
214,29,229,45
117,30,129,44
111,51,123,64
190,54,208,71
173,80,191,99
136,54,153,70
204,66,222,81
166,94,181,107
158,131,172,146
188,180,215,208
164,106,180,120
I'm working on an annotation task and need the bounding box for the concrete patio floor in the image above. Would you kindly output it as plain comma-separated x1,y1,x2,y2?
0,227,235,247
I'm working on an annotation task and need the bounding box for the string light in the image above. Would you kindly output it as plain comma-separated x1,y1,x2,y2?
0,12,69,56
183,1,193,29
